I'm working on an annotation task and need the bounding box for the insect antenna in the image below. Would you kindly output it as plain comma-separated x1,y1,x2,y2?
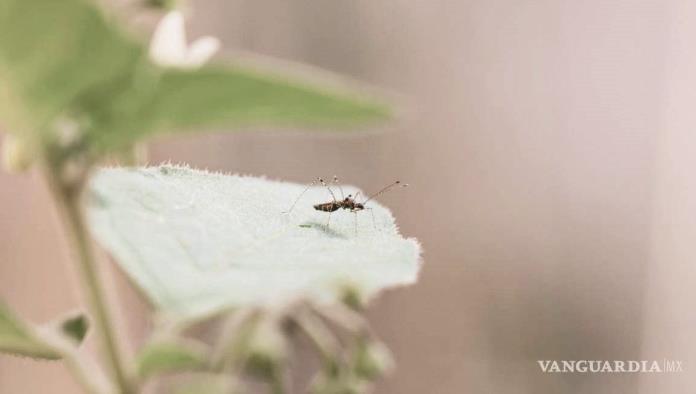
363,181,408,204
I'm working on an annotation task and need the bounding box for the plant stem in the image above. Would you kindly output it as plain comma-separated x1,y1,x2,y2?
44,332,115,394
44,167,135,394
294,309,340,363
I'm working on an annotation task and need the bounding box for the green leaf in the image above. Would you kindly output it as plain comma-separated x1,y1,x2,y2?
136,339,208,379
0,302,60,359
87,165,421,319
173,374,239,394
56,312,90,345
310,370,367,394
0,0,141,137
90,66,391,152
0,0,390,155
240,318,287,380
352,339,393,380
144,0,180,10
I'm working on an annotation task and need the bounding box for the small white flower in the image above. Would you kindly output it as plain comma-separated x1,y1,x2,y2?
149,10,220,69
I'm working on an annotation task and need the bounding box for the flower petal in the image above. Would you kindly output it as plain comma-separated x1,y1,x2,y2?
149,10,188,66
185,36,221,68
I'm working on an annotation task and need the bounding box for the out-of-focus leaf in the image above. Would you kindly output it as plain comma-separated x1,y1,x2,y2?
0,302,60,359
0,0,390,155
136,339,208,379
144,0,179,10
310,370,367,394
240,318,287,380
56,312,89,345
90,66,391,152
352,339,393,380
172,374,239,394
86,165,421,319
0,0,141,137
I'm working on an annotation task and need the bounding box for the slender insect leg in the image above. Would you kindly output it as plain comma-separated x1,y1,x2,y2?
319,178,338,203
284,178,320,214
333,175,345,200
326,211,332,230
354,211,358,236
366,207,377,230
284,177,340,214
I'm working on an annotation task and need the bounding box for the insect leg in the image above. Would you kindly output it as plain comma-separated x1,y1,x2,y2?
354,211,358,236
332,175,345,200
318,178,338,203
326,210,332,230
367,207,377,230
354,206,377,230
283,178,320,214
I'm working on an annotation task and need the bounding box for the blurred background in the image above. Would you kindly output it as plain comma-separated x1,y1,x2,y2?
2,0,696,392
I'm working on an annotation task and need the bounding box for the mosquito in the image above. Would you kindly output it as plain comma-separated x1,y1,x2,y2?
284,176,408,234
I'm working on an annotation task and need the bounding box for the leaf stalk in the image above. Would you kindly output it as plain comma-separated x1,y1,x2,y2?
43,163,135,394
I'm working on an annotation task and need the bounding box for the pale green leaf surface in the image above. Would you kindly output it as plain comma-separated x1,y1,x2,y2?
136,339,207,379
0,302,60,359
87,165,421,319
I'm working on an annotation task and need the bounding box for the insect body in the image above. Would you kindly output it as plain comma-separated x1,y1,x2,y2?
313,202,341,212
313,197,364,213
285,176,406,234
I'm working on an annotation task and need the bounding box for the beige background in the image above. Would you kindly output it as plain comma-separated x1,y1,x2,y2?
1,0,695,392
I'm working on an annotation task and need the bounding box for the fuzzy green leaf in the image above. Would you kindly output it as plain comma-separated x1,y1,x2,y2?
0,302,60,359
87,165,421,319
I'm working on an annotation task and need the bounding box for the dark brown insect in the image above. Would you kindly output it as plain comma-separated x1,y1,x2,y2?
285,176,407,233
